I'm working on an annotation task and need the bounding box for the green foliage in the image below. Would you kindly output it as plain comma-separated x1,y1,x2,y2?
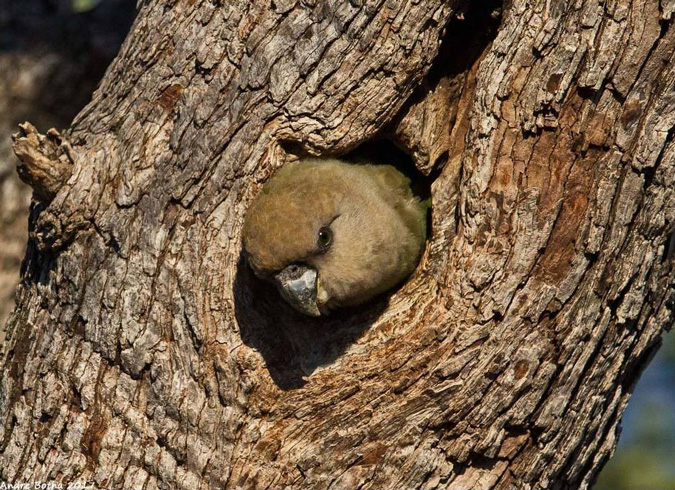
71,0,100,13
595,445,675,490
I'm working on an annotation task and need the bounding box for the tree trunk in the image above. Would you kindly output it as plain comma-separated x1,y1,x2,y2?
0,0,135,344
1,0,674,488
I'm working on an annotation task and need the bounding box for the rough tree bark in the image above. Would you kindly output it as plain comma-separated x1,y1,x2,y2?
0,0,135,340
1,0,674,489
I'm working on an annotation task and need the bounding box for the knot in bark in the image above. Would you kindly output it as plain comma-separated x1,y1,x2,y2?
12,122,75,202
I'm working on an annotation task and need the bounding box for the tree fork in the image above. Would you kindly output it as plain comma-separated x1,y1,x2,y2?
1,1,674,489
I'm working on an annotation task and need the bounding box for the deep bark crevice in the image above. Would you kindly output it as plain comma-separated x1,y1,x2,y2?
388,0,503,176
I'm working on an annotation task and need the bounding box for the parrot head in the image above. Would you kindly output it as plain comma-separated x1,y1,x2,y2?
242,158,427,316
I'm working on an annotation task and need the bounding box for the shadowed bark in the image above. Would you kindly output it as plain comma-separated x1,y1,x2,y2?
1,1,674,489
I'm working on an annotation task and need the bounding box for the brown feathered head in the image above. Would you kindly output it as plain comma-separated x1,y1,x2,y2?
242,158,427,316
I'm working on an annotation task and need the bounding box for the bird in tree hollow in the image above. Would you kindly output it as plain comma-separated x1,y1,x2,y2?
242,157,428,316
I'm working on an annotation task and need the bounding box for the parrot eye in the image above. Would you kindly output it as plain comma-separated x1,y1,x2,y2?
317,227,332,250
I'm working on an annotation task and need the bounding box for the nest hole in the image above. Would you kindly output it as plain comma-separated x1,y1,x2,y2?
343,138,432,202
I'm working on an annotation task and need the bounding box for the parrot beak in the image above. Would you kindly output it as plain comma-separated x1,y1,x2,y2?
274,264,321,317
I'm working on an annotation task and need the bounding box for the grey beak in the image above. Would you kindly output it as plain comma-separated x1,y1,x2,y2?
274,264,321,317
